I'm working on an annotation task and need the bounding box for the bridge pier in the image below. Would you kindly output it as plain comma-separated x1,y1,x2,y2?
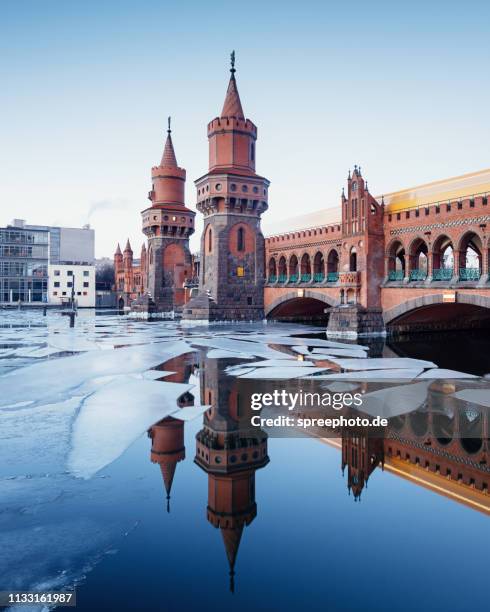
327,304,386,338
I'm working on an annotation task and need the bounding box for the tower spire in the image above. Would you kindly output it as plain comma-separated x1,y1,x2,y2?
160,116,178,167
221,50,244,119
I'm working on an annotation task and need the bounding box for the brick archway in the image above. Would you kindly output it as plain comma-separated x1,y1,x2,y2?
383,292,490,325
265,290,336,317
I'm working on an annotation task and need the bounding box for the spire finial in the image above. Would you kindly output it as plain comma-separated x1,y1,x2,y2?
167,116,171,134
230,50,236,74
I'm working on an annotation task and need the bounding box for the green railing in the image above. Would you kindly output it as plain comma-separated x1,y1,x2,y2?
409,269,427,281
300,273,311,283
432,268,453,281
277,274,287,284
388,270,404,281
288,274,298,283
268,275,277,283
459,267,480,281
313,272,324,283
326,272,339,283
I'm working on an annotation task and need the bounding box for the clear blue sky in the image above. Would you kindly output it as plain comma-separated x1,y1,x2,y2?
1,0,489,256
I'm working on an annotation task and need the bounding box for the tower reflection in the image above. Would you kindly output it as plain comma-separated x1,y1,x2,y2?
194,357,269,592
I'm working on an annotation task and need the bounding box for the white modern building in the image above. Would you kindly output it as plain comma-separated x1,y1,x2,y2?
48,263,95,307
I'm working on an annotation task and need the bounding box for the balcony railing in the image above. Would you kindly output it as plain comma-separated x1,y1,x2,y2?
388,270,404,281
268,275,277,283
288,274,298,283
300,273,311,283
277,274,287,284
432,268,453,281
409,269,427,281
326,272,339,283
313,272,324,283
459,267,480,281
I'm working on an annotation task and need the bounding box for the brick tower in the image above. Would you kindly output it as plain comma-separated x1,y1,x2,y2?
183,52,269,322
327,166,386,336
136,118,195,314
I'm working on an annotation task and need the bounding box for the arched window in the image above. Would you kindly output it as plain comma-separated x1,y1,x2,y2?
250,143,255,162
349,248,357,272
207,227,212,253
237,227,245,252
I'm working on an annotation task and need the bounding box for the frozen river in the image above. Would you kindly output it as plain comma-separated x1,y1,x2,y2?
1,309,489,611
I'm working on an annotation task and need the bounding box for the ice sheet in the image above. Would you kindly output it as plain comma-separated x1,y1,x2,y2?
302,368,425,380
311,347,367,358
238,366,330,379
67,378,193,479
452,389,490,407
325,357,436,371
417,368,477,379
0,340,192,409
359,381,432,418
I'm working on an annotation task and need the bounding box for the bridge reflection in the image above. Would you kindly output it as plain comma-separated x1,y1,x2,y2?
148,351,490,592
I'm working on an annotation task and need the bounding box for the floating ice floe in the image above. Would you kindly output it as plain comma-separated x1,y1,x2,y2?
324,357,437,371
171,404,211,421
302,368,425,380
324,382,360,392
67,378,194,479
359,381,432,418
0,340,192,410
452,389,490,408
416,368,478,379
238,359,317,368
237,366,331,380
189,337,295,360
311,347,368,358
205,349,256,359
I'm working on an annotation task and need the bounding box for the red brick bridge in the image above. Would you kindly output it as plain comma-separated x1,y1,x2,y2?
264,167,490,334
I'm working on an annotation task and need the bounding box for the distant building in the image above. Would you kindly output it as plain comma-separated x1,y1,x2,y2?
113,240,146,309
0,219,95,307
0,222,49,303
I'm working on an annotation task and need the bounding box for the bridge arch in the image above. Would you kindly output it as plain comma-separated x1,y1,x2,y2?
327,248,339,273
457,230,484,275
384,292,490,326
408,236,428,277
432,234,454,273
265,290,336,319
386,238,406,275
267,256,277,280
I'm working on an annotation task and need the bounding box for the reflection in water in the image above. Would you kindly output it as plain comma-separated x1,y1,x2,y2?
148,348,490,601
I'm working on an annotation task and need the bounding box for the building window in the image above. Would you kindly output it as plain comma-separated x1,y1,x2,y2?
83,282,89,288
67,270,73,276
83,291,87,296
54,281,60,288
83,270,89,277
77,291,81,296
53,291,58,296
67,282,72,288
236,266,244,277
237,227,245,252
250,143,255,161
62,291,67,296
54,270,60,276
207,227,212,253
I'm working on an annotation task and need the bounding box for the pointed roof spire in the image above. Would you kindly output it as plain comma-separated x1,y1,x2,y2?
141,242,146,252
160,461,177,501
124,239,132,253
221,50,245,119
115,243,122,256
221,524,244,593
160,116,178,167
